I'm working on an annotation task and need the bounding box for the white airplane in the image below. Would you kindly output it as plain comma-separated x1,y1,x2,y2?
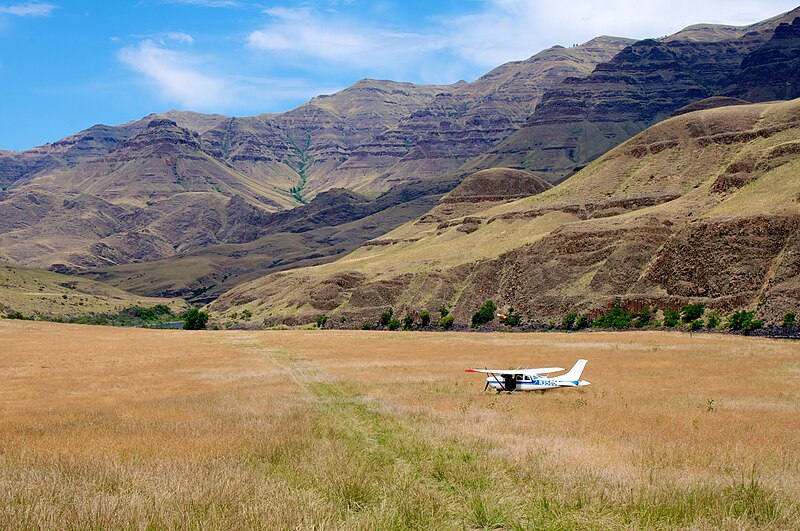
466,359,590,393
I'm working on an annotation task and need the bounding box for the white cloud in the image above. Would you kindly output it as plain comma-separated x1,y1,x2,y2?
0,2,56,17
445,0,800,66
247,7,447,71
162,31,194,44
245,1,800,75
118,39,342,111
118,40,228,109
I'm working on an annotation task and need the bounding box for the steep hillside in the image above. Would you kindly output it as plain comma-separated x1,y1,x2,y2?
80,177,459,303
350,37,634,192
209,98,800,325
465,8,800,184
0,263,186,319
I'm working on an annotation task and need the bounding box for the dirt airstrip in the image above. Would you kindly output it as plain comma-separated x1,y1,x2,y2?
1,320,799,528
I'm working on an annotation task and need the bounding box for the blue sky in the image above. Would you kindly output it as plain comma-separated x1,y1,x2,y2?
1,0,798,150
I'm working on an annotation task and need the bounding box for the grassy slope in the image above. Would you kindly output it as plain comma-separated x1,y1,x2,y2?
209,98,800,325
0,263,186,318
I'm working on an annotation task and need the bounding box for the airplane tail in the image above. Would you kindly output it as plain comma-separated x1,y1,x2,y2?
555,359,590,386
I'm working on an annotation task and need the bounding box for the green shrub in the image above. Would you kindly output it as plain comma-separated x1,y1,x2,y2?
183,308,209,330
561,312,577,331
633,307,654,328
439,307,449,318
471,300,497,328
575,314,590,330
316,315,328,329
592,300,632,329
401,315,414,330
726,310,763,333
502,306,522,327
706,311,721,329
240,309,252,320
380,308,393,327
783,312,796,328
5,311,30,320
361,321,371,330
681,303,705,323
439,315,455,329
688,319,704,332
387,319,401,331
663,309,680,327
420,310,431,327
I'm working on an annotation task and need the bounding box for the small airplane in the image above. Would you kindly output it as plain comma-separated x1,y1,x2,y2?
466,359,590,393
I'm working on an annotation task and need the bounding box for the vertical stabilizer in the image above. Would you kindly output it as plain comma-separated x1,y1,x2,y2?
556,359,588,383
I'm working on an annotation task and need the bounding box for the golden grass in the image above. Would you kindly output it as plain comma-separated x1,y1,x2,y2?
2,321,799,528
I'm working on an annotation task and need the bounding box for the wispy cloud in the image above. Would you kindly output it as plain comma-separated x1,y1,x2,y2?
0,2,57,17
118,38,342,111
247,6,448,75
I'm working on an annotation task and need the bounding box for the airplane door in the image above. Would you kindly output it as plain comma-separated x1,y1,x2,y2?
503,374,516,391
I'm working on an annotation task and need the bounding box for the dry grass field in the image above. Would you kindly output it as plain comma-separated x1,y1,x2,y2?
1,320,799,529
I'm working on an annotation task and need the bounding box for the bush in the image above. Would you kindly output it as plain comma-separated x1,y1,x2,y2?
5,311,30,320
380,308,393,327
681,303,705,323
361,321,371,330
502,306,522,327
688,319,704,332
471,300,497,328
575,314,590,330
439,314,455,329
706,311,721,329
633,307,654,328
663,309,680,327
387,319,401,331
401,315,414,330
183,308,209,330
726,310,763,333
561,312,577,331
240,309,252,320
439,307,449,318
420,310,431,327
315,315,328,329
783,312,796,328
592,300,632,329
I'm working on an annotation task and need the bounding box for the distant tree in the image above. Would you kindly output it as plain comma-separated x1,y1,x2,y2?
387,318,401,331
471,300,497,328
439,314,455,329
663,309,680,328
361,321,372,330
783,312,796,329
592,300,632,329
633,307,654,328
706,311,721,329
439,307,449,319
316,314,328,329
688,319,704,332
681,303,705,323
420,310,431,328
726,310,763,334
502,306,522,327
380,308,394,327
401,314,414,330
574,314,590,330
561,312,577,331
183,308,209,330
240,309,252,320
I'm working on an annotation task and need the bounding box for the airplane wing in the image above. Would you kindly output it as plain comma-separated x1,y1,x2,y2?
466,367,564,376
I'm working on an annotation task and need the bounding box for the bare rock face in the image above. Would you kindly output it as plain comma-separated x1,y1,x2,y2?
465,8,800,185
725,17,800,102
